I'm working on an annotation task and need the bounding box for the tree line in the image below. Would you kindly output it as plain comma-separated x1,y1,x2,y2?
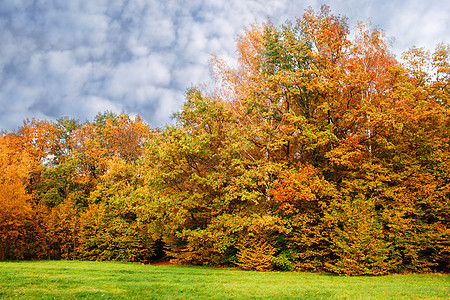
1,6,448,275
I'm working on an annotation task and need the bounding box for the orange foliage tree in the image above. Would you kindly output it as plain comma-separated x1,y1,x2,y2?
0,132,34,259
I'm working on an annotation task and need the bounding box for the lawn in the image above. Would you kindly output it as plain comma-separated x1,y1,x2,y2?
0,260,448,299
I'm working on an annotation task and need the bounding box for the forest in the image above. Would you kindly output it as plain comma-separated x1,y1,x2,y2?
0,7,448,275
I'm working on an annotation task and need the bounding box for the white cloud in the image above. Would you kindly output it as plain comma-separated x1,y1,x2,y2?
0,0,448,131
106,55,172,100
152,89,184,125
386,3,450,55
83,96,123,118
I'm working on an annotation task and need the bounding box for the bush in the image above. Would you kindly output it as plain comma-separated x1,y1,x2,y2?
235,239,275,271
272,250,295,271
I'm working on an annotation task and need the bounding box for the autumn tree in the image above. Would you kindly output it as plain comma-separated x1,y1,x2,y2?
199,5,449,273
0,132,34,259
0,6,447,275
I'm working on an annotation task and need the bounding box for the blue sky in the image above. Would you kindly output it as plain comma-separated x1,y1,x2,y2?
1,0,449,131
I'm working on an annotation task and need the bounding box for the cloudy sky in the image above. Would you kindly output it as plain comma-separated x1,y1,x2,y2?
1,0,449,131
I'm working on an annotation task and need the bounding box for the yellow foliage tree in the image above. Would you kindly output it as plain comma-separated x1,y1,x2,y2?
0,133,34,259
236,238,275,271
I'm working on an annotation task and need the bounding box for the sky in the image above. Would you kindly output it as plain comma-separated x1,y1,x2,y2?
1,0,449,131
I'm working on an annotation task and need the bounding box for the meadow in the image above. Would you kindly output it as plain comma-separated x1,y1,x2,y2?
0,260,448,299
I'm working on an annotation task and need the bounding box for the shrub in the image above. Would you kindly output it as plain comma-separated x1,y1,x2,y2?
235,239,275,271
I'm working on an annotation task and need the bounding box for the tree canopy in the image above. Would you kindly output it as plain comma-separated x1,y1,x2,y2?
0,6,448,275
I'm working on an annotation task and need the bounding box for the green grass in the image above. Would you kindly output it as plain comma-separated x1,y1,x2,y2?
0,261,448,299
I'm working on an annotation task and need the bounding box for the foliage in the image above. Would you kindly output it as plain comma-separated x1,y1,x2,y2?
236,238,275,271
0,132,35,259
0,6,448,275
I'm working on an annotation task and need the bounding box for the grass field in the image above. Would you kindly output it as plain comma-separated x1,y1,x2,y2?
0,260,448,299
